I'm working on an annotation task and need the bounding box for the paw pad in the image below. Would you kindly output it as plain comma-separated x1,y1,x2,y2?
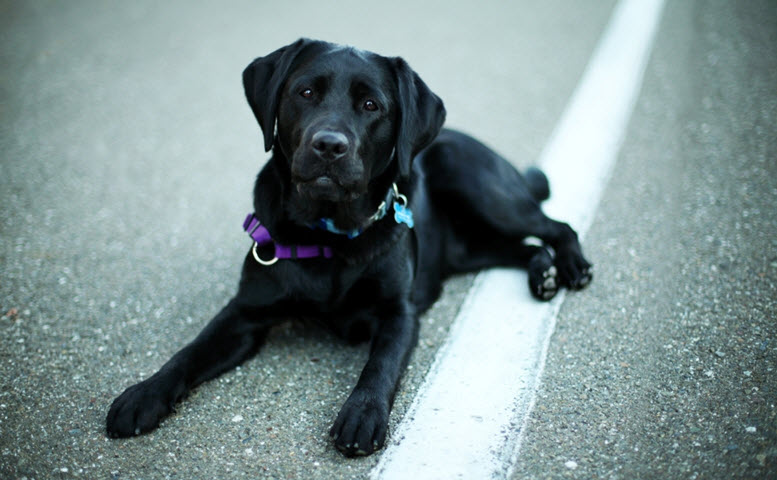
532,265,559,301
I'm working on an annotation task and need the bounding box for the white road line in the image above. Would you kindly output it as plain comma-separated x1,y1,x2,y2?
371,0,666,478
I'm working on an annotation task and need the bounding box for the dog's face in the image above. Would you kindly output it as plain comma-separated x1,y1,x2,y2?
276,46,396,203
243,39,445,227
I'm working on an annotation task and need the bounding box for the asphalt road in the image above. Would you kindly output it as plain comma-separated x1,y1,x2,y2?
1,1,775,479
513,2,777,478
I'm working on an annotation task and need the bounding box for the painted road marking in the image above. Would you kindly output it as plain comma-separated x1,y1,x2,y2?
371,0,666,478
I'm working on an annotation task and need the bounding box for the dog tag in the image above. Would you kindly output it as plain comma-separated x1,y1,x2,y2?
393,202,414,229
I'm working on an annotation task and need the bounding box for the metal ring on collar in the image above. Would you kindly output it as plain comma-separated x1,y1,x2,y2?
251,242,278,266
392,183,408,207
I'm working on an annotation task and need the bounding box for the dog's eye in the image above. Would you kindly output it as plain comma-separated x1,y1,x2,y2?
364,99,379,112
300,88,314,98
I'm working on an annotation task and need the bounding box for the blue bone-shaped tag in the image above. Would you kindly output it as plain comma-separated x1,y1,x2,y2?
393,201,414,229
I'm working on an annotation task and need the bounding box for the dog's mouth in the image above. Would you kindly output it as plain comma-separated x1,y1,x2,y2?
295,176,362,203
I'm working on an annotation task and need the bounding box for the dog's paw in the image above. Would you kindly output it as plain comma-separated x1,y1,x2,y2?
531,265,559,301
106,377,178,438
528,249,559,301
555,248,593,290
528,248,558,301
329,391,389,457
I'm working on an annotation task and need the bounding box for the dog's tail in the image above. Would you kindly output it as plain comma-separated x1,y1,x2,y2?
525,167,550,202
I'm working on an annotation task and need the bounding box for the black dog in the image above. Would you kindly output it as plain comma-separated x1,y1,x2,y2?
106,38,592,456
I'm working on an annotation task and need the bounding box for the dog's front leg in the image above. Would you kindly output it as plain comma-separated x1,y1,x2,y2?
106,298,272,438
330,299,419,456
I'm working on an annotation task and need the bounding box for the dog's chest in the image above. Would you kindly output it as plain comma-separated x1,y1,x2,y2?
282,261,378,314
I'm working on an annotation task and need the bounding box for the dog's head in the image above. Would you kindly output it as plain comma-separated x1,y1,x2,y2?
243,39,445,210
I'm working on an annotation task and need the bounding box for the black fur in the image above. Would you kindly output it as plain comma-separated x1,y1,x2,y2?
106,39,592,456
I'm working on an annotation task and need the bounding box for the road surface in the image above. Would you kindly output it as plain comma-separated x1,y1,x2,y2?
1,0,774,478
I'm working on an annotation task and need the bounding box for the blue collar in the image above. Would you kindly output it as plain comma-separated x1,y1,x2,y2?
308,183,414,238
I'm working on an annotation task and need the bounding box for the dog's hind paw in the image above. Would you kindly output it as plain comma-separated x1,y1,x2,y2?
528,249,559,301
530,265,559,301
556,248,593,290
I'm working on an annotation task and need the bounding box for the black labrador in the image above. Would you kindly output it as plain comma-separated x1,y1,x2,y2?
106,38,592,456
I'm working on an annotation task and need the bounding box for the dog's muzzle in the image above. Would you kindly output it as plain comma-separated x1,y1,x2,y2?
295,175,359,202
311,130,349,161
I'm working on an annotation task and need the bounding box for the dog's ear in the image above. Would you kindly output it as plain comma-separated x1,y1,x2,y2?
392,58,446,177
243,38,313,152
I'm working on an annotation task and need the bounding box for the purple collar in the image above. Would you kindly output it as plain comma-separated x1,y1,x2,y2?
243,183,414,266
243,214,333,265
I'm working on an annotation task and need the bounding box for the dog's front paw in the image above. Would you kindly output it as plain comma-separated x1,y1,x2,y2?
106,376,180,438
329,391,389,457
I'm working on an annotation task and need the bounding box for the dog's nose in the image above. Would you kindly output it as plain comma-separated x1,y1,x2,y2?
311,131,349,160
